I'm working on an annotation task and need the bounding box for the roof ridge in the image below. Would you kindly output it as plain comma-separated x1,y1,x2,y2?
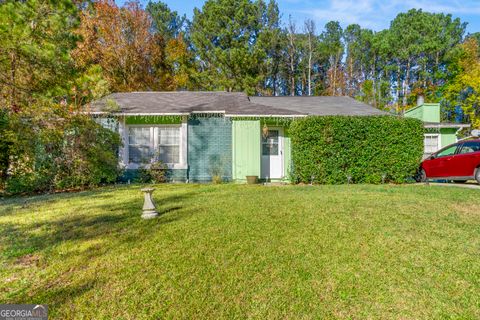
112,91,245,94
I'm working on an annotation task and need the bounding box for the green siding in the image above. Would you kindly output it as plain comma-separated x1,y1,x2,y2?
283,135,292,180
283,133,292,181
405,103,440,122
423,104,441,122
232,120,261,181
405,104,460,150
404,107,423,121
440,128,458,147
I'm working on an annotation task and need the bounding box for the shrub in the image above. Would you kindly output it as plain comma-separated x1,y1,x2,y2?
209,155,228,184
53,116,121,190
137,160,168,183
289,116,424,184
3,114,121,194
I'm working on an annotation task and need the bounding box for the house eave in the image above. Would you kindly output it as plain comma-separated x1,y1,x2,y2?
424,123,470,129
87,112,190,116
226,114,307,118
87,111,307,118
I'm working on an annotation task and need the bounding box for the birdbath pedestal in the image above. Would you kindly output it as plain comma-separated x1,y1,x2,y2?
141,188,158,219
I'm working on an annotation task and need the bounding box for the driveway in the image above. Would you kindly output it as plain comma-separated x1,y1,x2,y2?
419,182,480,189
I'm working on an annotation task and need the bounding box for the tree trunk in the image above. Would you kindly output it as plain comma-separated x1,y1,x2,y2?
289,37,295,96
272,74,277,96
348,55,353,97
396,61,401,112
403,58,411,107
290,61,295,96
308,46,312,96
332,56,337,96
10,51,16,109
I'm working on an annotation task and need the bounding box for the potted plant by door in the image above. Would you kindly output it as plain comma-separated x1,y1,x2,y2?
246,175,258,184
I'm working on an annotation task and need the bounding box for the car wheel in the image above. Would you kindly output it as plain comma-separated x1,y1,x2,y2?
415,168,427,183
476,168,480,185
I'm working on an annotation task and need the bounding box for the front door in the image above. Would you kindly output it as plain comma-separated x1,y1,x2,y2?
261,128,283,180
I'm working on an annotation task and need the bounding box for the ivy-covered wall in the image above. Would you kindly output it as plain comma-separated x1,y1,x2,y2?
125,115,183,125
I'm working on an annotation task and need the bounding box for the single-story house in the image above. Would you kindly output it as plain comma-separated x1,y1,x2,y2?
88,92,388,182
404,102,470,158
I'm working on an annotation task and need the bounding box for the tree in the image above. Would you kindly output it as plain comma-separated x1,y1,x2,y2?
257,0,283,96
146,1,187,40
0,0,79,110
146,1,197,90
285,16,298,96
319,21,344,96
343,24,363,97
190,0,268,94
388,9,465,110
443,38,480,128
0,0,121,193
304,19,316,96
73,0,171,92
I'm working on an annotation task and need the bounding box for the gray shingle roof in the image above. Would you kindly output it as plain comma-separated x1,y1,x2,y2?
87,91,388,117
249,96,389,116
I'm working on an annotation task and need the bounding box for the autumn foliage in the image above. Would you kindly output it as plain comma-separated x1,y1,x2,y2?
73,0,189,92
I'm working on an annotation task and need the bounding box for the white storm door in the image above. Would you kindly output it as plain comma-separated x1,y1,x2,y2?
261,128,284,179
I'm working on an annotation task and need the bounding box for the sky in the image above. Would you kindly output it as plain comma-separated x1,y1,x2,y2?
117,0,480,34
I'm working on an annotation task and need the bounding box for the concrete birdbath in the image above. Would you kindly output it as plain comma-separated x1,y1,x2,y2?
141,188,158,219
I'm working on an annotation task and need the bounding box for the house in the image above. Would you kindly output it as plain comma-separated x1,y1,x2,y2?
404,101,470,158
88,92,389,182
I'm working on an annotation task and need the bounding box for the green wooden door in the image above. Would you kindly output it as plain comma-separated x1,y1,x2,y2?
232,120,261,181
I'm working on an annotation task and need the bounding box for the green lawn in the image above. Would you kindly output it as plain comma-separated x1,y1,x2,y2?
1,184,479,319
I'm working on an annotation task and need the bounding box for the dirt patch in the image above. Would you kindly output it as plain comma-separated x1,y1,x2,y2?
15,254,40,267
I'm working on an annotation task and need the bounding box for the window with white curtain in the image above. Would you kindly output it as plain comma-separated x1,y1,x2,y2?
128,126,181,165
424,134,440,154
129,127,152,164
158,127,180,164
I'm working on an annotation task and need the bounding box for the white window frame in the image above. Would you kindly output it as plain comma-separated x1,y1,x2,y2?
424,133,441,155
124,122,188,170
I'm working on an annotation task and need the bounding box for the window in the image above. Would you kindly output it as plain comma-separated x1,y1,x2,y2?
128,126,182,165
129,127,151,164
424,134,440,154
262,130,279,156
157,127,180,164
459,141,480,154
436,145,458,158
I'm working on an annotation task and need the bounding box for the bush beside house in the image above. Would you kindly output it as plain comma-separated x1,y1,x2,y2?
290,116,425,184
0,114,121,195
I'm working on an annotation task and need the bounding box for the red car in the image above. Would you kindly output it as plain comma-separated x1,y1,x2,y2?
418,139,480,184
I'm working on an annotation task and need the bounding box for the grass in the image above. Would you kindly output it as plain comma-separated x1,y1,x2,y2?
0,184,479,319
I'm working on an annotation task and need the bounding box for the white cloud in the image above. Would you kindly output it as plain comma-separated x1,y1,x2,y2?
294,0,480,30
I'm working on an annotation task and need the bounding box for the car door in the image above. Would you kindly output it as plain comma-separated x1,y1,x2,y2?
423,144,459,178
450,141,480,177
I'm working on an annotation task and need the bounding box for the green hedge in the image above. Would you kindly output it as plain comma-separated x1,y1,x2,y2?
289,116,424,184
